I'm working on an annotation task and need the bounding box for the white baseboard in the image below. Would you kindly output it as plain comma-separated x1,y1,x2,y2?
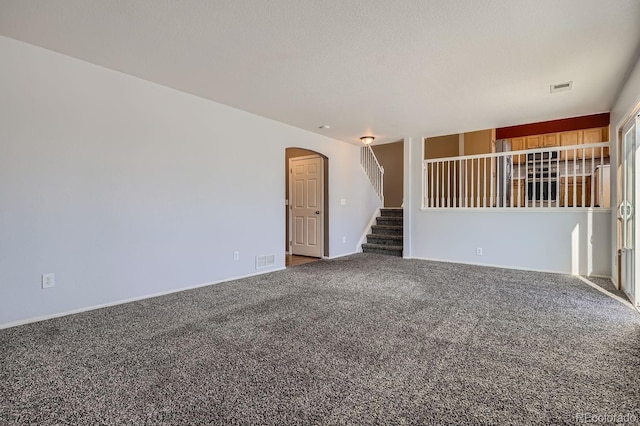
408,255,618,281
325,251,359,260
0,267,286,330
407,256,571,276
576,276,635,309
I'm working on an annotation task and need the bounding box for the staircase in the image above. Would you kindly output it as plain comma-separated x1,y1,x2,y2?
362,208,403,257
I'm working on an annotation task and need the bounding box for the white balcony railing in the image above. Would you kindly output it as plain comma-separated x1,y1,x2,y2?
423,142,610,209
361,145,384,203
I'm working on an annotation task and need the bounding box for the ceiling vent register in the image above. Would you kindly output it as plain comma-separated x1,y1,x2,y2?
550,81,573,93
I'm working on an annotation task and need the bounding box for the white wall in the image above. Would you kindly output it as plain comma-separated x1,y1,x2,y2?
611,58,640,131
411,210,610,276
404,136,612,276
609,57,640,284
0,36,380,327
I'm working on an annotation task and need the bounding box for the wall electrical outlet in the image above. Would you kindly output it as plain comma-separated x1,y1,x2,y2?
233,251,240,261
476,248,483,256
42,273,55,289
342,236,347,243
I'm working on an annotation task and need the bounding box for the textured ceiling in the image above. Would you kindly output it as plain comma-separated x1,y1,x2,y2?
0,0,639,144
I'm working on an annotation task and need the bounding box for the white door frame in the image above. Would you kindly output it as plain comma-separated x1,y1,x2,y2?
619,109,640,305
288,154,324,257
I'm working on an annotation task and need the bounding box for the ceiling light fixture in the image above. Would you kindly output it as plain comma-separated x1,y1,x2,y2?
360,136,375,145
318,125,330,129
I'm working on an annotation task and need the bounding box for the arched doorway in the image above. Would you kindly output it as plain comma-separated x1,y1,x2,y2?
285,148,329,266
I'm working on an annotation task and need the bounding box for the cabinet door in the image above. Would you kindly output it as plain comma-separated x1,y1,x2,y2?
560,131,582,160
511,137,525,164
583,177,591,207
526,135,543,149
582,128,603,159
543,134,559,147
560,177,591,207
511,179,526,206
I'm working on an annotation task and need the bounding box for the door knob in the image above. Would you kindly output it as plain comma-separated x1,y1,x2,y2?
315,211,320,214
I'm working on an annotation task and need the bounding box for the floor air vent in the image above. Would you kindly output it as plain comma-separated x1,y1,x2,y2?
256,254,276,269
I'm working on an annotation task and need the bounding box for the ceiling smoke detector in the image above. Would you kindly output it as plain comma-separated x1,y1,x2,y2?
550,81,573,93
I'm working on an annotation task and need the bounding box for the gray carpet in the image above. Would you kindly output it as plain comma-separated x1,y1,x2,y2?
2,253,640,425
584,275,628,299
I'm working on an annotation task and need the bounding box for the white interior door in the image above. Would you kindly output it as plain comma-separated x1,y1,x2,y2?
620,113,639,304
290,155,323,258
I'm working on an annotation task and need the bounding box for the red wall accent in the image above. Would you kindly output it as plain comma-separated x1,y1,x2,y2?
495,113,610,139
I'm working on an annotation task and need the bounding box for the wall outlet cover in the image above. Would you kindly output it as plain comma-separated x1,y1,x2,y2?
42,273,55,289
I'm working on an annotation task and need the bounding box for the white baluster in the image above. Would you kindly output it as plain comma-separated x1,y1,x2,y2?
517,155,521,208
490,157,495,207
573,149,577,207
436,161,440,208
582,149,586,207
502,155,507,208
453,161,457,208
447,161,451,207
470,158,473,208
476,158,481,207
483,157,487,208
591,147,595,208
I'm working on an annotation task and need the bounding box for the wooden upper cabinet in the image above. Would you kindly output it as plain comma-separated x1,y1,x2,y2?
582,128,603,143
502,126,609,160
511,137,525,164
511,137,525,150
582,127,604,159
526,135,543,149
560,130,582,160
543,133,559,147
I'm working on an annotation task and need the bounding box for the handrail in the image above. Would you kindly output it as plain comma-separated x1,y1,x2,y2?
360,146,385,203
369,146,384,171
424,142,609,163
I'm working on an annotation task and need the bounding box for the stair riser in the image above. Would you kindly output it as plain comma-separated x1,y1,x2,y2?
376,217,403,226
362,247,403,257
367,235,403,246
371,226,403,236
380,209,403,218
